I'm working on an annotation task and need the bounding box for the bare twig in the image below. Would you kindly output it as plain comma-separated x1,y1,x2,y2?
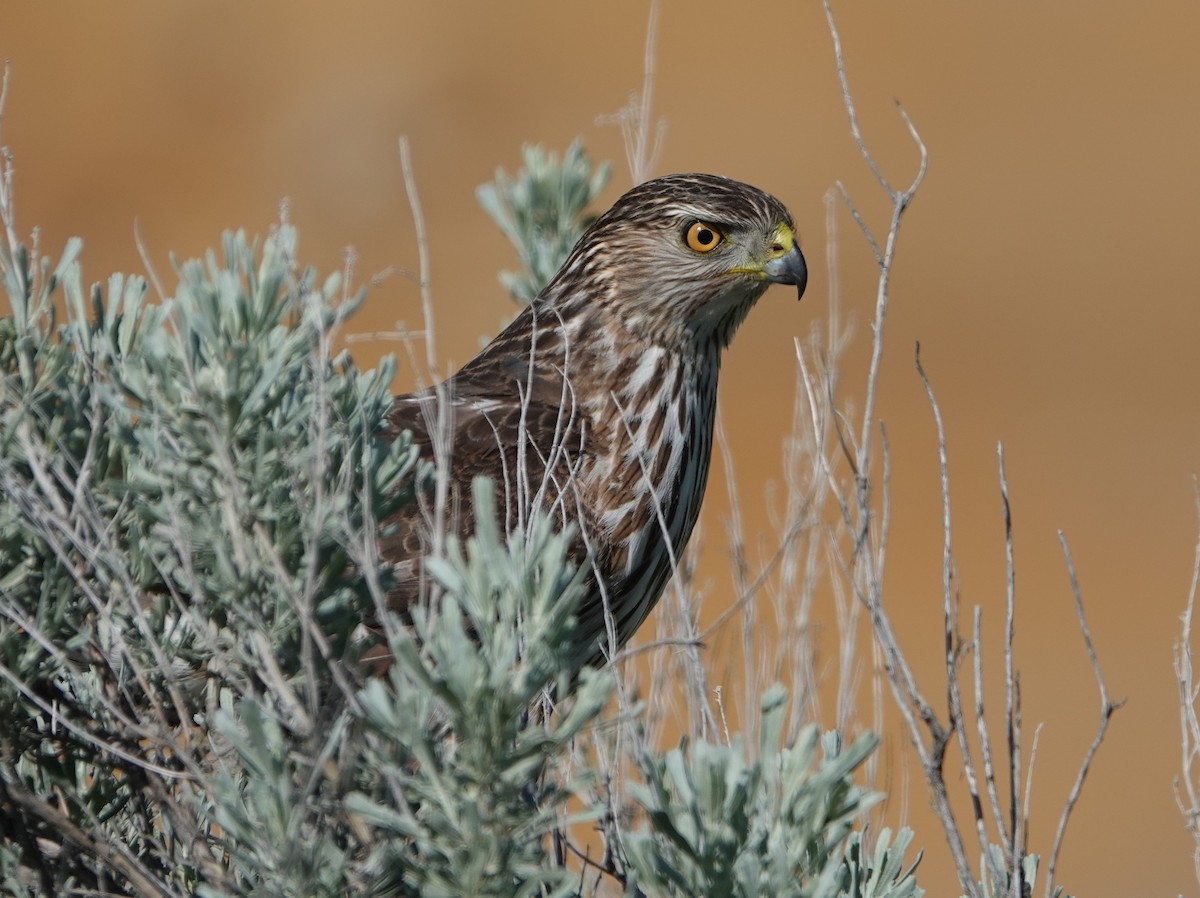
822,0,928,488
398,138,439,384
816,6,1120,896
597,0,666,184
0,772,181,898
1047,533,1121,898
398,137,454,566
913,346,980,894
134,218,169,303
998,444,1025,888
1174,482,1200,887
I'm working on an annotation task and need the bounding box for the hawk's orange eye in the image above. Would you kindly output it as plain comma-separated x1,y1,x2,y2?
684,220,724,253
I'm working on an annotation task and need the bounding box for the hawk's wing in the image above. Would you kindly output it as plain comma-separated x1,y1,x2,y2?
379,378,599,614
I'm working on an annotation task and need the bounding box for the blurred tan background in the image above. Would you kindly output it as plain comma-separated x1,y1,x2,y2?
4,2,1199,894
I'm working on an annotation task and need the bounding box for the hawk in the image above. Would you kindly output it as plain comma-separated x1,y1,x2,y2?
383,173,807,672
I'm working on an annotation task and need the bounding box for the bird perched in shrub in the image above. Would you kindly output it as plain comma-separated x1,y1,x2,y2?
383,173,807,672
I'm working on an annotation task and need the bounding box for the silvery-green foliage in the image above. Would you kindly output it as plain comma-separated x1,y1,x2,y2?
183,479,609,898
477,141,611,303
0,223,418,895
972,846,1068,898
343,478,612,898
622,685,922,898
198,698,355,898
840,828,924,898
0,156,927,898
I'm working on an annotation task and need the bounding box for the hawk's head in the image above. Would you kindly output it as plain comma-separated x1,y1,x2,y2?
547,173,808,348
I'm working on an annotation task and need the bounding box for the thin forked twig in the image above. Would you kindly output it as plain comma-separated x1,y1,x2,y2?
914,345,979,895
823,2,892,197
997,443,1026,887
823,0,928,485
1047,533,1122,898
820,9,1119,893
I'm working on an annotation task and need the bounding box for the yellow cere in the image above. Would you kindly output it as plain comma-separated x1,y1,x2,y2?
726,222,797,279
768,222,796,258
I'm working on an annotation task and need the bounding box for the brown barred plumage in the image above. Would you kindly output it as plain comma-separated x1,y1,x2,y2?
382,173,807,672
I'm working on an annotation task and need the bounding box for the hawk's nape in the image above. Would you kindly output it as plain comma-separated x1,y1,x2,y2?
381,173,807,673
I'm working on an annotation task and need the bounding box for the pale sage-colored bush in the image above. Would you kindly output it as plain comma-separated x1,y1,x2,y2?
0,135,924,897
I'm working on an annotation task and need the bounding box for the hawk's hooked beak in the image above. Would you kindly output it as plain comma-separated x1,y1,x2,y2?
762,223,808,301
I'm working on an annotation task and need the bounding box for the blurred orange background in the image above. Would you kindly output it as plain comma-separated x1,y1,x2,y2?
4,2,1199,894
